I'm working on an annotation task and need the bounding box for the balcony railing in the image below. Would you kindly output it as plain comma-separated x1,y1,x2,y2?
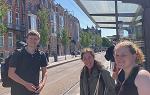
7,23,26,31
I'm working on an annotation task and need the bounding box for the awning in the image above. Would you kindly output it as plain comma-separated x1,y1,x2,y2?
74,0,143,29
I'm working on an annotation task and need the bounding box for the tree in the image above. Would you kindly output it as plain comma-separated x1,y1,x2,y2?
102,37,112,47
94,34,102,51
80,31,92,48
37,8,49,47
61,29,69,60
80,32,86,47
0,0,9,33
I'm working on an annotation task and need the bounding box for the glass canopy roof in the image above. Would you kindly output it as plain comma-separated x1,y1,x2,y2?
74,0,142,29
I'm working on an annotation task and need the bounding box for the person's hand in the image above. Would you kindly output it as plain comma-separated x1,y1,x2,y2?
112,71,118,80
112,67,120,80
24,82,36,92
34,82,44,93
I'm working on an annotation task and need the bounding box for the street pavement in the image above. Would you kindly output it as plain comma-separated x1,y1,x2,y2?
0,52,112,82
63,52,113,95
41,52,111,95
47,55,81,69
0,55,81,81
0,55,82,95
0,52,112,95
47,52,111,72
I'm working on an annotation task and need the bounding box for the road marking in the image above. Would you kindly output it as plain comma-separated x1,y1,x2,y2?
63,81,79,95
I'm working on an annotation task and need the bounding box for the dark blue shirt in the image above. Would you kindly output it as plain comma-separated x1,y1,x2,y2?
9,48,48,95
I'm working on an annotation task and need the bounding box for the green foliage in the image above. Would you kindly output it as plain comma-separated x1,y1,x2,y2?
61,29,69,58
37,8,49,46
0,23,7,33
0,0,8,33
0,0,8,17
61,29,69,46
80,31,102,49
80,31,93,48
102,37,112,47
95,34,102,47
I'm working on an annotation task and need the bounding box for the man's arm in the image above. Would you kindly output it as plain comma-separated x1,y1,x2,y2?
8,67,36,92
41,67,47,85
35,67,47,93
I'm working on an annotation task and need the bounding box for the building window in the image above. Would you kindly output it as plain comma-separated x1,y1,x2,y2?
0,52,4,60
28,14,37,30
48,2,51,9
41,0,45,5
0,33,4,47
22,0,25,12
16,0,20,8
7,10,12,24
41,0,48,7
53,12,56,33
50,13,53,22
16,12,20,25
0,18,1,23
28,1,31,11
8,32,13,48
28,16,31,29
60,16,64,28
51,23,54,33
59,16,61,26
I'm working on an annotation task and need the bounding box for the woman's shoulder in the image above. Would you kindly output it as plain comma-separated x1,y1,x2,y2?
136,69,150,79
135,69,150,86
134,69,150,95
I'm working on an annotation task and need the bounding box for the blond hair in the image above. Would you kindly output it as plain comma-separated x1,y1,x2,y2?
81,48,95,60
115,40,145,64
26,30,40,38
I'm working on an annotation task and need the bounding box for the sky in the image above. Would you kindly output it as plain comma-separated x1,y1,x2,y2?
54,0,116,37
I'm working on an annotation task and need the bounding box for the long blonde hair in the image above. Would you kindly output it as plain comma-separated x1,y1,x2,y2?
115,40,145,64
81,48,95,60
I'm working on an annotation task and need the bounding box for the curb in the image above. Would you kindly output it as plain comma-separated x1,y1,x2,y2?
47,58,80,69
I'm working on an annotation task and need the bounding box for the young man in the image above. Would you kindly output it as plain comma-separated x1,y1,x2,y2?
8,30,48,95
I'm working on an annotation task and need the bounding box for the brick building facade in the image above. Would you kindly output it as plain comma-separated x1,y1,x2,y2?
0,0,80,59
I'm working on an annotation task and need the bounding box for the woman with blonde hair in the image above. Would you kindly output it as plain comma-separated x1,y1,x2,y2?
80,48,116,95
114,40,150,95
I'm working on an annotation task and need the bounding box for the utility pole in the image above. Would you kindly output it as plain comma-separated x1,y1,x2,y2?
115,0,119,41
